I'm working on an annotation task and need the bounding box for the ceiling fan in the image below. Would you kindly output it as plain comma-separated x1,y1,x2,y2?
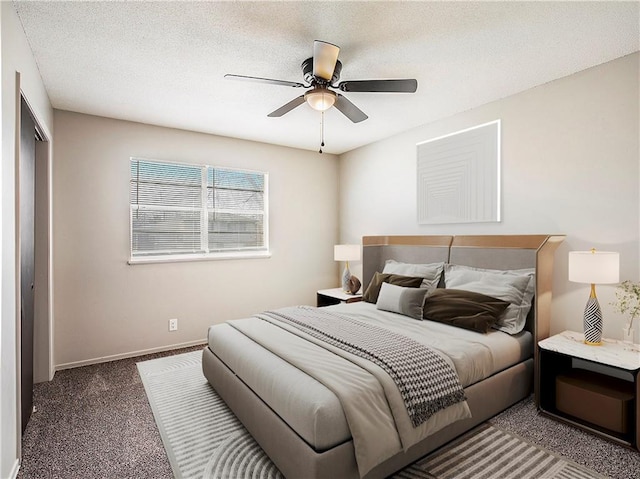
225,40,418,124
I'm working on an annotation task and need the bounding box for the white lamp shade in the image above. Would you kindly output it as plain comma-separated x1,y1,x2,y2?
568,250,619,284
334,244,361,262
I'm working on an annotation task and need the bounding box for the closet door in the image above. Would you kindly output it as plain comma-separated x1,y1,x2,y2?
20,97,36,433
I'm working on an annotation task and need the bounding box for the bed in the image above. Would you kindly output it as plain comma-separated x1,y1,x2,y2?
202,235,564,478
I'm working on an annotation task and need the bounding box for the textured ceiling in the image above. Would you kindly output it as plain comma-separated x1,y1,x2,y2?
13,1,639,155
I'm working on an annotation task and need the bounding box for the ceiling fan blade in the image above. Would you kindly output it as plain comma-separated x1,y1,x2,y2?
267,95,306,117
225,74,305,88
334,94,368,123
313,40,340,82
337,79,418,93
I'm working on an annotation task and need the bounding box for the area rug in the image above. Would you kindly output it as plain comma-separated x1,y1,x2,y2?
137,351,605,479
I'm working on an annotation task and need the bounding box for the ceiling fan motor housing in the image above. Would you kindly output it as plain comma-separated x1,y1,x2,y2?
302,57,342,85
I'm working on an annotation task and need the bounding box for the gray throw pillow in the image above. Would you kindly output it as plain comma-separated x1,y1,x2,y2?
376,282,430,320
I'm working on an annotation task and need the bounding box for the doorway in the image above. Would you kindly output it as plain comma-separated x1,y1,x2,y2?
18,94,51,436
20,97,36,432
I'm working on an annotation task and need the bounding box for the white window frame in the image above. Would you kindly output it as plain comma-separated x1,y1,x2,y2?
128,157,270,264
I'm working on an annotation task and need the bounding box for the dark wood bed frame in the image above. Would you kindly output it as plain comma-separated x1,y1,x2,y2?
202,234,564,478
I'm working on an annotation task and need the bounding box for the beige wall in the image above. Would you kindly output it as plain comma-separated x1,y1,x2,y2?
339,53,640,341
1,3,54,478
52,111,339,367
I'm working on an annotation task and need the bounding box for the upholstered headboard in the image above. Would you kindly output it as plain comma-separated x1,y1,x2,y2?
362,236,452,288
362,234,565,404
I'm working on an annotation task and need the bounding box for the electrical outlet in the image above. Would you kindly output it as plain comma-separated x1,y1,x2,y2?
169,318,178,332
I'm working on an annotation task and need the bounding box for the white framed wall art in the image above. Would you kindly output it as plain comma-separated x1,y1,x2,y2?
417,120,501,224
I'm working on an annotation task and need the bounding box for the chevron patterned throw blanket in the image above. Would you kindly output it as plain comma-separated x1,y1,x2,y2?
258,306,466,428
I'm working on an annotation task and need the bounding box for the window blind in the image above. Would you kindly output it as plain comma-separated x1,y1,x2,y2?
130,158,268,259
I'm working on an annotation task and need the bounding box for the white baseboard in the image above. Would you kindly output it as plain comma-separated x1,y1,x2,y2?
55,339,207,371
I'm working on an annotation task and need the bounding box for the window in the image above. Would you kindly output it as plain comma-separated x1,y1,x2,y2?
130,158,268,262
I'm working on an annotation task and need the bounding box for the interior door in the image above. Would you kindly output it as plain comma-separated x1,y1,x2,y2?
20,97,36,433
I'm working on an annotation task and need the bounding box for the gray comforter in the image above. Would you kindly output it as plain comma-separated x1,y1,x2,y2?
258,306,466,428
228,306,472,477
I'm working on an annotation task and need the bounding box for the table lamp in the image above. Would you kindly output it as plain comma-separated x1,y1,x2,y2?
568,249,620,345
334,244,361,294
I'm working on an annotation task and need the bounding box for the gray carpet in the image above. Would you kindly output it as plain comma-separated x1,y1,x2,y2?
18,346,203,479
18,346,639,479
491,398,640,479
138,351,607,479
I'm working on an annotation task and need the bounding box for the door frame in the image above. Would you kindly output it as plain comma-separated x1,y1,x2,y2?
15,73,54,456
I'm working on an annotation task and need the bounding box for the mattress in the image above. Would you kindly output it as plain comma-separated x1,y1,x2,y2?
206,302,532,451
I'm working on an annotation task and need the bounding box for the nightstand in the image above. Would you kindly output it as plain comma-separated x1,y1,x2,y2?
316,288,363,307
538,330,640,450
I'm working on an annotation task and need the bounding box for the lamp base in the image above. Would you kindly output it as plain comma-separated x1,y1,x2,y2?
341,264,351,293
583,296,603,346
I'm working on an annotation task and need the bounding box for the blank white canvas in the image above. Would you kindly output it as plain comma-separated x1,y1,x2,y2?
417,120,500,224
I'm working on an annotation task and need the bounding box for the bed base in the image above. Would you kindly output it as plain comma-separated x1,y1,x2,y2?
203,346,533,479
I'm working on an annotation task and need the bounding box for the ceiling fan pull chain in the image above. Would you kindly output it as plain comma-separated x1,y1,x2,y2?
319,111,325,154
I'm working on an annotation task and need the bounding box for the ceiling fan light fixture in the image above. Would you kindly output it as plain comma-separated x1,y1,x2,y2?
305,88,336,112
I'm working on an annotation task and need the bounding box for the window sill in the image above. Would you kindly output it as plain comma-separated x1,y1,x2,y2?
128,250,271,265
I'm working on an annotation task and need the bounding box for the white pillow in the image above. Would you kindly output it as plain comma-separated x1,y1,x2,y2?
382,260,444,289
444,264,535,335
376,282,430,320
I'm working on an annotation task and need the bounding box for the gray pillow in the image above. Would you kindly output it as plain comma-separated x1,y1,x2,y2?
444,264,535,335
376,282,430,320
382,260,444,289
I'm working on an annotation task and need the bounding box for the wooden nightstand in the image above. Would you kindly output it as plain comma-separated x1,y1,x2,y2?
538,331,640,450
316,288,363,307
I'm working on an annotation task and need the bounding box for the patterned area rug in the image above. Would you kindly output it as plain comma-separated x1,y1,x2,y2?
137,351,605,479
